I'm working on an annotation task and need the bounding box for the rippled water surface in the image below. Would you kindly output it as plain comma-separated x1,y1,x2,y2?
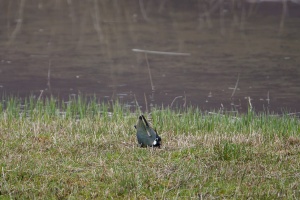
1,1,300,112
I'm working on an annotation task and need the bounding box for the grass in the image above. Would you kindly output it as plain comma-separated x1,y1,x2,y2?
0,96,299,199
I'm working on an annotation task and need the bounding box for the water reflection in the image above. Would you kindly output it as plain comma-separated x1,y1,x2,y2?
0,0,300,113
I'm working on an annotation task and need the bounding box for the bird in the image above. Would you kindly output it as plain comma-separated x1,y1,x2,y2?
134,115,161,148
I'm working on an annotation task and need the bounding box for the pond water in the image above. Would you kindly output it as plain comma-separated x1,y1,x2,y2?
1,0,300,113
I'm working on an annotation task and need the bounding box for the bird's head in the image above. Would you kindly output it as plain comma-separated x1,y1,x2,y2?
152,133,162,147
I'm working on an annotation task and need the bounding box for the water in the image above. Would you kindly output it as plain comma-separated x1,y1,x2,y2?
1,0,300,113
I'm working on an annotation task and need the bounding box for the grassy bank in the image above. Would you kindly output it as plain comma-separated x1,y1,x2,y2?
0,96,299,199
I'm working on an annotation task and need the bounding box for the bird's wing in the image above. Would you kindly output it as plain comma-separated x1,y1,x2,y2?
136,115,161,147
136,115,153,137
136,116,146,132
136,131,154,147
146,126,158,139
141,115,153,137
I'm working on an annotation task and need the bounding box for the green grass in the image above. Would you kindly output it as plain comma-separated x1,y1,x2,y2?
0,96,299,199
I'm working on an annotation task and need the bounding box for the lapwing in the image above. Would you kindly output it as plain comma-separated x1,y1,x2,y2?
134,115,161,147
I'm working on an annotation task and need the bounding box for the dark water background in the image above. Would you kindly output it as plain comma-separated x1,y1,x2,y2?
1,0,300,113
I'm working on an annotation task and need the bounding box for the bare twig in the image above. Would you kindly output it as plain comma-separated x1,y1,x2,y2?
145,53,155,91
138,0,151,22
231,73,240,98
7,0,26,46
38,90,44,101
47,60,51,91
279,0,287,36
183,91,187,108
170,96,183,108
247,97,253,111
134,94,141,114
144,93,148,113
132,49,191,56
92,0,104,43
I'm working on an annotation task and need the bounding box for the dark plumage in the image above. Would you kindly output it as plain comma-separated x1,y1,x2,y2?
134,115,161,147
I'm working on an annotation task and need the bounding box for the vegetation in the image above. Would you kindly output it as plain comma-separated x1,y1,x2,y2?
0,96,299,199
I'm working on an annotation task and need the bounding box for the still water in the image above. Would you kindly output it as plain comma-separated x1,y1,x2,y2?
1,1,300,113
